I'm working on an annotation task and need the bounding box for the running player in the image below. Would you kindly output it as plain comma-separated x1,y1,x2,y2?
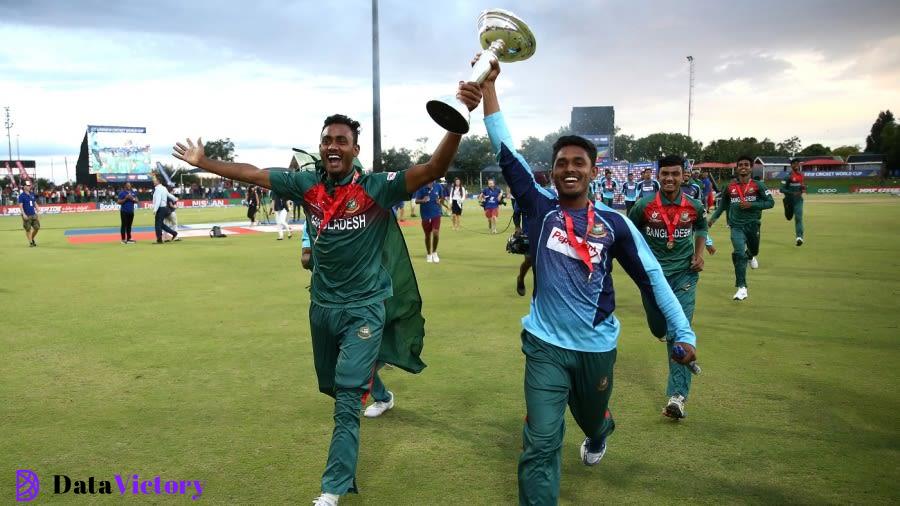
782,158,805,246
172,80,482,506
708,155,774,300
629,155,708,419
481,56,697,505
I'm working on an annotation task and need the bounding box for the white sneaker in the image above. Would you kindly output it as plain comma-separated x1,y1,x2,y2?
312,493,339,506
431,252,440,263
580,436,607,466
663,394,686,419
364,391,394,418
733,287,748,301
796,237,803,246
750,256,759,269
426,253,434,263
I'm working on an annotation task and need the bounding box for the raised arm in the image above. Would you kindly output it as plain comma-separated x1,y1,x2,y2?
404,82,482,192
173,138,271,189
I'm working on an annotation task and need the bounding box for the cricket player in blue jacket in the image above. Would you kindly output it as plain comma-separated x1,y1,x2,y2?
480,56,698,506
638,168,661,199
621,173,639,214
598,169,618,207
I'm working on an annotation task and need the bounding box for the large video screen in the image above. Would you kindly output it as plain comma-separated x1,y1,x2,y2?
87,125,151,179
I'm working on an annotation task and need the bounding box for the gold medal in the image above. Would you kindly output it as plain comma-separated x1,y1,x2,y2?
666,240,675,249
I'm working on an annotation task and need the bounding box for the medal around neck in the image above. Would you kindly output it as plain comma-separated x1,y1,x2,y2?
426,8,536,134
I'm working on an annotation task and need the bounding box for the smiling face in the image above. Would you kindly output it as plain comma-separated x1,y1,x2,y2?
552,145,597,200
658,165,683,195
736,159,753,179
319,123,360,179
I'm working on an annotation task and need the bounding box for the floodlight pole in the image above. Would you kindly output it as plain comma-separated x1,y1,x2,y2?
686,56,695,139
3,106,13,162
372,0,383,172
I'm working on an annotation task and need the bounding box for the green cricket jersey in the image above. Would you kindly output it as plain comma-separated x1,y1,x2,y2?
710,178,775,227
270,168,410,308
782,171,805,201
628,191,708,277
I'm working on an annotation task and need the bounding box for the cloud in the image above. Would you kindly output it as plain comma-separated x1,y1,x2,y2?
1,0,899,181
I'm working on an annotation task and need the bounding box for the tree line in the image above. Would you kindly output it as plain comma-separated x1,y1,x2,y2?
378,110,898,180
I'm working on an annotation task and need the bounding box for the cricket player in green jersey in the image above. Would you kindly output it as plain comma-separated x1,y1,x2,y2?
708,155,775,300
629,154,707,419
172,81,482,506
782,158,806,246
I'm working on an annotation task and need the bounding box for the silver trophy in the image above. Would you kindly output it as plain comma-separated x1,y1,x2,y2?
426,8,536,134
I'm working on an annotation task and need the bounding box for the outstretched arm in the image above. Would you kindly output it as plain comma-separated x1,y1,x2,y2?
173,138,271,189
404,82,482,193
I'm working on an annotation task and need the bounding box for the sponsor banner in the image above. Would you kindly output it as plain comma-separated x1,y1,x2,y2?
0,203,96,216
137,199,230,210
851,186,900,194
773,169,880,179
3,199,239,215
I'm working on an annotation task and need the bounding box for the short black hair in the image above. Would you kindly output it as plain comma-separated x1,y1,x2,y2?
790,158,801,164
657,154,685,170
322,114,361,145
552,135,597,166
737,154,753,165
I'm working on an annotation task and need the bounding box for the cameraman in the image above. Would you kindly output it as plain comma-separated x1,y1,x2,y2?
511,195,532,296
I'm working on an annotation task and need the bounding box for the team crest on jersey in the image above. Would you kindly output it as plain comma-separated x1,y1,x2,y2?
588,222,607,238
650,210,660,220
680,211,691,222
358,326,371,339
346,199,359,212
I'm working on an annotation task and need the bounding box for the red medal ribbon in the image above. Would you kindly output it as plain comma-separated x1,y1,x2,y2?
654,192,687,246
562,202,596,278
315,171,360,243
734,180,753,203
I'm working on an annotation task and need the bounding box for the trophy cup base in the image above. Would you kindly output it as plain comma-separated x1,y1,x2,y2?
426,99,470,135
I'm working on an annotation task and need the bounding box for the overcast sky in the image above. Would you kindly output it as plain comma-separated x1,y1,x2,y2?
1,0,898,180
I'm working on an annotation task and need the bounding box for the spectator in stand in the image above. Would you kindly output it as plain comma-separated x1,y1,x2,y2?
117,182,138,243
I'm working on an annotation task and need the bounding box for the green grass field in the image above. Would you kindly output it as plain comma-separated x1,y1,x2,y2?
2,195,899,504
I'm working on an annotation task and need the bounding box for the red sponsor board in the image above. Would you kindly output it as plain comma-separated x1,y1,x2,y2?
0,203,96,216
137,199,229,210
851,186,900,194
